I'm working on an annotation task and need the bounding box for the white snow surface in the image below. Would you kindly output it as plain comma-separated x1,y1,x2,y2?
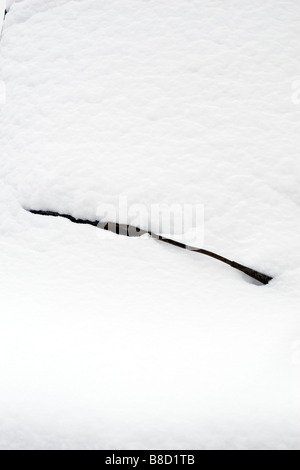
0,1,5,34
0,0,300,450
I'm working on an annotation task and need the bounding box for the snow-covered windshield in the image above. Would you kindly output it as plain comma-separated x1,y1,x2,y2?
0,0,300,451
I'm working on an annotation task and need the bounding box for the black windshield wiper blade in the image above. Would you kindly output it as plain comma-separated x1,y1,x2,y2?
28,209,273,285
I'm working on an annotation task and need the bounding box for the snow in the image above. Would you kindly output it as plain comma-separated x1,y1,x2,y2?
0,0,300,450
0,1,5,34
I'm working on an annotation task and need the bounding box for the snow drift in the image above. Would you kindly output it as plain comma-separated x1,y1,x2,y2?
0,0,300,450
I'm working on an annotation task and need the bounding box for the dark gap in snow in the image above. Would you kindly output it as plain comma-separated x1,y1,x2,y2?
28,209,273,286
29,209,150,237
